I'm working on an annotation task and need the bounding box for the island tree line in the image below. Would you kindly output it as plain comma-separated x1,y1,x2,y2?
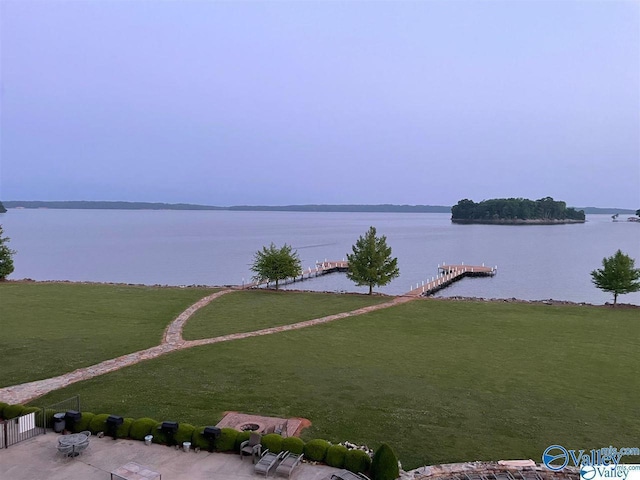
451,197,585,222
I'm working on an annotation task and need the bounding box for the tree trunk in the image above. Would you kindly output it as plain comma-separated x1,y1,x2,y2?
613,292,617,307
368,284,373,295
275,279,279,290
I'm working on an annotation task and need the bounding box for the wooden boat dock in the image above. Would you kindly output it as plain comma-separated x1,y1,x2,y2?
245,260,348,289
404,263,497,297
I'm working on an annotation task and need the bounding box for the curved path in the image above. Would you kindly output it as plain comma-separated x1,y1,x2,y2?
0,290,415,405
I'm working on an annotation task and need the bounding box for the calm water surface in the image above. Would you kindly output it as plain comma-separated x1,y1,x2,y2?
1,209,639,305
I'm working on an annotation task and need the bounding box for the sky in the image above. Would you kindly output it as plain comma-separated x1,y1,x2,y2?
0,0,638,208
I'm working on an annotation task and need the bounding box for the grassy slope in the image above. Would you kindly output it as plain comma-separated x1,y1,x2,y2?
0,283,215,387
28,297,640,469
182,289,390,339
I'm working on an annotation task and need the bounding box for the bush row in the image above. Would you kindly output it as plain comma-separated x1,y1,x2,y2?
0,403,378,474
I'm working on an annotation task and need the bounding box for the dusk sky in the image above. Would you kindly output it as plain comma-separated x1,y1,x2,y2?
1,0,638,208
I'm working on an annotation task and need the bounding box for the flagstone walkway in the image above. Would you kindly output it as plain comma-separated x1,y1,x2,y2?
0,290,414,405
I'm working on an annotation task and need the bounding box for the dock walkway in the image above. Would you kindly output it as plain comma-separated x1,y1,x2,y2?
405,263,497,297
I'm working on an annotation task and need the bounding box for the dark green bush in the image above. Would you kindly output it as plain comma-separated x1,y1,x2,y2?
0,402,9,418
2,404,25,420
345,449,372,473
282,437,305,455
371,444,399,480
261,433,283,454
35,408,56,428
152,422,169,445
215,427,238,452
129,418,158,441
175,423,195,445
72,412,94,433
117,418,134,439
235,431,252,451
304,439,331,462
191,427,211,451
89,414,110,435
326,444,349,468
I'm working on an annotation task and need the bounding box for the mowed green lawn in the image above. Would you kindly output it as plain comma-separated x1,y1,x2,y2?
182,289,390,339
0,283,216,387
28,295,640,469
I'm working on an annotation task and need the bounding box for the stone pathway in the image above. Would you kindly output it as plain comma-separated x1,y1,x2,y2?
0,291,415,405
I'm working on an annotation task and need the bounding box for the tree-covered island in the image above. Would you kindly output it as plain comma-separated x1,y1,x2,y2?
451,197,585,224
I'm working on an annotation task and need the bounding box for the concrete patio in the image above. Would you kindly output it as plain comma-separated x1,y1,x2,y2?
0,432,342,480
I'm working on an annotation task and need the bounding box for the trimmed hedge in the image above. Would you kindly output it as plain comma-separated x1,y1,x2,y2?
36,408,57,429
345,449,372,473
261,433,283,454
326,444,349,468
117,418,134,439
282,436,305,455
304,439,331,462
0,402,9,417
72,412,94,433
2,404,25,420
152,422,170,445
175,423,195,446
216,427,238,452
89,414,110,435
129,417,158,441
191,427,211,451
235,431,252,451
371,444,399,480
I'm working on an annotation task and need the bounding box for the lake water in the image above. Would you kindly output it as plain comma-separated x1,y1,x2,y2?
1,209,639,305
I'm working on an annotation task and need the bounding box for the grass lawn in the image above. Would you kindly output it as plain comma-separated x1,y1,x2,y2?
28,296,640,469
182,289,390,339
0,282,216,387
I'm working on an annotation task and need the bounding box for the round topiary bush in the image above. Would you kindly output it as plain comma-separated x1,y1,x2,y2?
304,439,331,462
175,423,195,446
371,444,399,480
36,408,56,429
117,418,134,439
215,428,238,452
0,402,9,418
326,444,349,468
345,449,372,473
282,437,305,455
261,433,283,454
152,422,169,445
235,431,252,451
2,404,25,420
72,412,94,433
89,414,110,435
129,417,158,441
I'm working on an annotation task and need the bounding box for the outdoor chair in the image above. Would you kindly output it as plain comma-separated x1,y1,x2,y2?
255,450,285,477
274,421,288,437
74,438,90,456
240,432,262,462
79,430,92,438
57,443,73,457
275,452,303,478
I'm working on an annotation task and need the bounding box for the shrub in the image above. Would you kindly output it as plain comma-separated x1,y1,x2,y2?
235,431,252,451
129,417,158,441
89,414,110,435
304,439,331,462
371,444,399,480
34,408,56,428
175,423,195,446
0,402,9,418
117,418,134,439
345,449,372,473
215,427,238,452
282,437,305,455
2,404,25,420
152,422,169,445
261,433,283,454
72,412,94,433
191,427,211,451
326,444,349,468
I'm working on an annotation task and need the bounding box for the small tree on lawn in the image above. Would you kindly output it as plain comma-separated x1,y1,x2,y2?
250,243,302,290
0,225,16,280
590,249,640,306
346,226,399,295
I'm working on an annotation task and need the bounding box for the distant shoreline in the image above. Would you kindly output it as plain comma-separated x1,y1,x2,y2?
1,200,635,215
451,218,586,225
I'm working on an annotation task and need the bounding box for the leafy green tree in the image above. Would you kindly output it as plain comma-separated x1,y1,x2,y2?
590,250,640,306
0,225,16,280
636,209,640,217
346,226,399,295
0,201,6,213
250,243,301,290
